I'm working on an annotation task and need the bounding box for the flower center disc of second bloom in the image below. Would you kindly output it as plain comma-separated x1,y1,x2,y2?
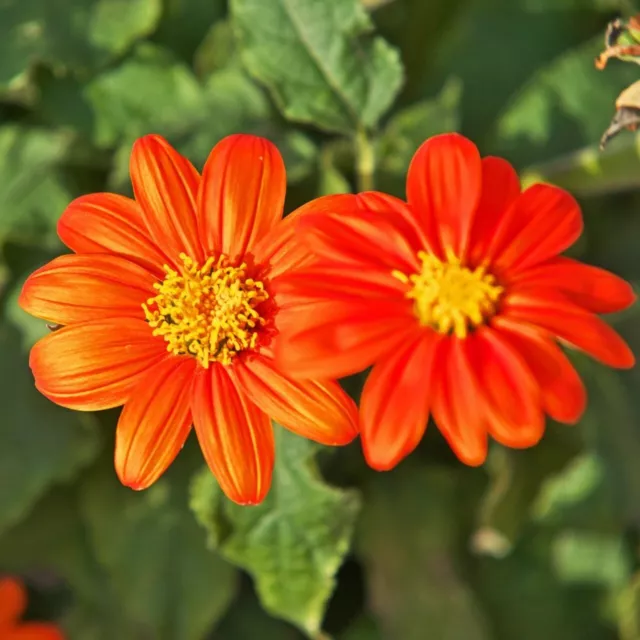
393,249,504,338
143,253,269,367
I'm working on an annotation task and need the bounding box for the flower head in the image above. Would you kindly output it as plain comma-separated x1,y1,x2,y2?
274,133,635,470
19,134,358,504
0,577,64,639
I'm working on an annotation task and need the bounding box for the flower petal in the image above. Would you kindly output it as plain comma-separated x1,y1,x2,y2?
275,299,412,379
198,135,285,260
115,356,195,490
192,364,274,505
19,254,155,325
489,184,583,273
494,317,586,424
406,133,482,258
430,337,489,465
511,256,636,314
296,207,420,272
232,352,358,446
57,193,168,276
272,263,407,303
7,624,65,640
130,135,202,264
356,191,429,254
504,290,635,369
253,194,359,280
474,326,545,448
468,156,521,264
0,577,26,627
30,319,167,411
360,330,441,470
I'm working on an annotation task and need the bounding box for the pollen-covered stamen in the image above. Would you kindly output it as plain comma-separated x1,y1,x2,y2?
143,253,269,367
393,248,503,338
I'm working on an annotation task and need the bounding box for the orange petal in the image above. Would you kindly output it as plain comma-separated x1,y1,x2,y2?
504,290,635,369
511,256,636,314
253,194,359,280
30,319,167,411
474,326,545,448
356,191,430,254
406,133,482,258
198,135,285,260
191,364,274,505
468,156,521,264
130,135,202,264
275,299,411,379
232,352,358,446
272,263,407,303
19,254,155,325
115,356,195,490
494,317,586,424
296,207,420,272
430,336,489,465
57,193,168,276
6,623,65,640
360,330,441,470
490,184,583,273
0,577,26,627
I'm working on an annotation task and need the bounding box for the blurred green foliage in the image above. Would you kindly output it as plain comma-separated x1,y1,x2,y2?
2,0,640,638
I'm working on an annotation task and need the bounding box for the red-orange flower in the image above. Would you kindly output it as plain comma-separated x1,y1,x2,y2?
0,577,64,640
274,133,636,470
19,134,358,504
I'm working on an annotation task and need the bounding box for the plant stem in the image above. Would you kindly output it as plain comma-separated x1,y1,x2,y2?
356,127,375,192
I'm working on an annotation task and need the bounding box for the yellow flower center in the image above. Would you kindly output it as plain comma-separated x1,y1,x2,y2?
393,249,503,339
143,253,269,367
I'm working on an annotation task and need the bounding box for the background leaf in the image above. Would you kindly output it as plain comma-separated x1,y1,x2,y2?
230,0,403,133
191,427,361,637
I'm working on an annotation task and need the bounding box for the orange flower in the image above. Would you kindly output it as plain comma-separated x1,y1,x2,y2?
19,134,358,504
0,577,64,640
273,133,636,470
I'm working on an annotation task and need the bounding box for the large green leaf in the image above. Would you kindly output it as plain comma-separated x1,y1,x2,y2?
191,427,361,638
0,126,73,246
0,322,100,535
0,0,162,90
79,450,238,640
230,0,403,133
356,464,491,640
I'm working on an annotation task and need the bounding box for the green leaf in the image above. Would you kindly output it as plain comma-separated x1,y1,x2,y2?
376,77,462,196
0,486,139,638
0,126,73,246
472,533,617,640
494,36,639,165
319,146,352,195
521,134,640,196
215,588,304,640
87,43,205,148
618,572,640,640
356,464,491,640
339,615,382,640
0,0,162,90
230,0,403,133
191,427,361,637
0,322,100,535
575,357,640,529
80,451,238,640
472,429,582,557
152,0,226,62
551,530,631,589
